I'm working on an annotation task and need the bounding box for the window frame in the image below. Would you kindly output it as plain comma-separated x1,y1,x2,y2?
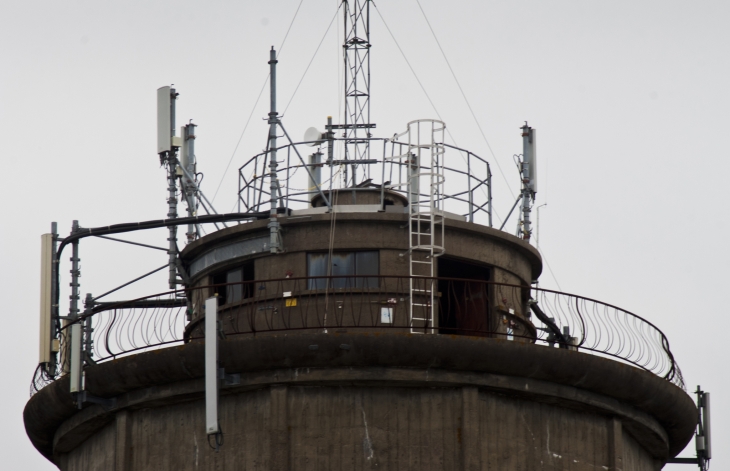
306,251,379,290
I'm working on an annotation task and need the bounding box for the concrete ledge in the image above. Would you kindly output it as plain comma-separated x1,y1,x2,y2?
24,333,696,463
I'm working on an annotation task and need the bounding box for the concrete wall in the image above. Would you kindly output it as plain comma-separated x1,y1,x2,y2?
182,213,542,334
57,384,661,471
58,420,115,471
26,334,696,470
182,214,542,289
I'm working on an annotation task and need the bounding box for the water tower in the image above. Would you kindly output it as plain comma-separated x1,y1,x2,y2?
25,2,710,470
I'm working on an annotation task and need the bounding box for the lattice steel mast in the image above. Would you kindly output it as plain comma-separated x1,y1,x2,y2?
341,0,374,186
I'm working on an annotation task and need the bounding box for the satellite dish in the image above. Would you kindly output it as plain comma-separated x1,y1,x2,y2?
303,127,325,147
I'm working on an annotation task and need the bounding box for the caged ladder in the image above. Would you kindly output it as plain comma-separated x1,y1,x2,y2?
391,120,446,333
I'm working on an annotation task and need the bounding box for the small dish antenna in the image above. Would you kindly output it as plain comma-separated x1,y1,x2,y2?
303,127,325,147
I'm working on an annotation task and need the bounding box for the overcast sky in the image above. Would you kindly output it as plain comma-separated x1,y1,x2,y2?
2,1,728,469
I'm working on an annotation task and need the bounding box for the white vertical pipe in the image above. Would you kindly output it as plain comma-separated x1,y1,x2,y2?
205,297,219,435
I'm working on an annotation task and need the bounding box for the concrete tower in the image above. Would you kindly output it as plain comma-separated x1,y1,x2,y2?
25,3,705,470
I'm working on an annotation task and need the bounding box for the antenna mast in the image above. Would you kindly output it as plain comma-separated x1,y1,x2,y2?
342,0,374,186
519,123,537,242
157,86,181,289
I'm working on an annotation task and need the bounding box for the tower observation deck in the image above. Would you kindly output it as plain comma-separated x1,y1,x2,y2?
25,2,706,470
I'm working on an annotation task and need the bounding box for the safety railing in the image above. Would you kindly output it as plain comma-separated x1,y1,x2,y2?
30,277,684,395
237,138,493,227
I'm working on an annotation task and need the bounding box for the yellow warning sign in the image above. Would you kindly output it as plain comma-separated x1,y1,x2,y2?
285,298,297,307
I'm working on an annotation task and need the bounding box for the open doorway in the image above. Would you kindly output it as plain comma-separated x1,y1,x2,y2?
437,257,491,336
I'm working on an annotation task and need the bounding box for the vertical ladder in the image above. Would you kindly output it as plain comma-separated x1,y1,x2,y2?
405,120,446,333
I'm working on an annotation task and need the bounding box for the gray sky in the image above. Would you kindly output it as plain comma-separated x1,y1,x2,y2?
2,1,727,469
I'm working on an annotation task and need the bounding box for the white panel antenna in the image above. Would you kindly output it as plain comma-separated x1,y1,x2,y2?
38,234,53,364
69,323,82,393
157,86,171,154
205,297,219,435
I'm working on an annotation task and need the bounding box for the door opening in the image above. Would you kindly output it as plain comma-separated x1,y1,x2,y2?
437,258,491,336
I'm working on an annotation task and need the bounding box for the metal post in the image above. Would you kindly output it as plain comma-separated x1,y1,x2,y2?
68,220,82,392
167,89,179,288
520,123,535,242
327,116,334,209
83,293,94,365
69,221,80,321
268,47,281,254
487,165,493,227
183,122,198,242
467,152,473,223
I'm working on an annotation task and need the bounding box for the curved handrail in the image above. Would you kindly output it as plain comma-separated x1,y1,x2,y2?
31,277,684,395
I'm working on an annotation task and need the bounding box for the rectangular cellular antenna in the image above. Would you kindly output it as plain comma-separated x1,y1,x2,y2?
157,86,171,154
69,323,82,393
205,297,219,435
529,129,537,193
38,234,53,364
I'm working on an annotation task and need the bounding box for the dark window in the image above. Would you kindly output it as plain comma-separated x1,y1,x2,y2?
307,251,379,289
213,260,255,306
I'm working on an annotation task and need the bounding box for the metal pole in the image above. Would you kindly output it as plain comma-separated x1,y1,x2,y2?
487,165,493,227
467,152,473,223
167,88,179,288
520,123,535,242
68,220,82,390
327,116,334,209
183,122,198,242
268,47,281,254
83,293,94,364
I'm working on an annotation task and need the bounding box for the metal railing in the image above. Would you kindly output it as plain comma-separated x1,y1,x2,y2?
238,138,493,226
31,276,684,395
